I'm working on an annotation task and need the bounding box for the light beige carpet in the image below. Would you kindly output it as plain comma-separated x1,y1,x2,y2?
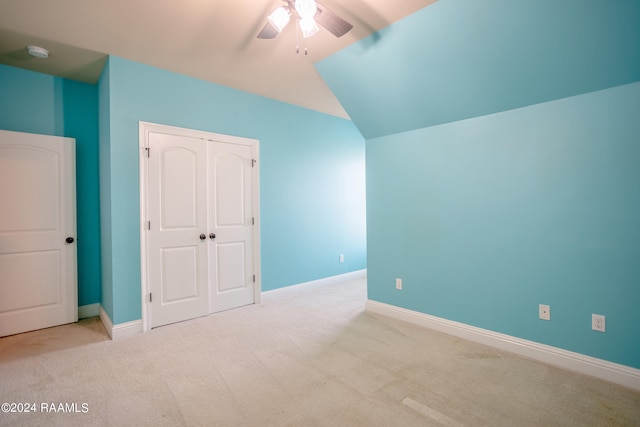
1,277,639,426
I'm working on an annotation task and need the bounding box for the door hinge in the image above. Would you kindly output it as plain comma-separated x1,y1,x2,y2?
145,147,150,158
253,275,256,283
149,292,152,303
252,217,255,225
146,220,151,230
251,159,256,168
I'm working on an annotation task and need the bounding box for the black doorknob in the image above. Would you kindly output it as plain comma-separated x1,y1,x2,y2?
209,233,216,240
65,237,74,244
199,234,206,240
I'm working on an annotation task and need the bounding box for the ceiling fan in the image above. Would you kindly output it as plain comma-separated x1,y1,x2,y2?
257,0,354,42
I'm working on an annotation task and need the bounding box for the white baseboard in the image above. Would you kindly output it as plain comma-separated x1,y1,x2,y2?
366,300,640,391
112,319,143,340
98,306,143,340
262,269,367,296
98,306,113,338
78,303,100,319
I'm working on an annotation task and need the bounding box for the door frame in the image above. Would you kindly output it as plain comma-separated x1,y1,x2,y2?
139,121,261,332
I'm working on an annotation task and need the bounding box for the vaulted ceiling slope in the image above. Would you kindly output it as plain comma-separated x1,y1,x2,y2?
316,0,640,139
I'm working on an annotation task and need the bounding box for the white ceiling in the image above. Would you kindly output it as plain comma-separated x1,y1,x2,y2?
0,0,436,119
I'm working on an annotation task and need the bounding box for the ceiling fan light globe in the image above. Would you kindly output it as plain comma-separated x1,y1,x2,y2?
295,0,317,19
299,17,319,38
267,7,290,32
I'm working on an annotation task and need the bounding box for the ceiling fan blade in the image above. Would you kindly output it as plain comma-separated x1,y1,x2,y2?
257,21,280,39
315,3,353,38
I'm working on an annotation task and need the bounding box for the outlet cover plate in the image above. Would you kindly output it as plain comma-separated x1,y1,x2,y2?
592,314,606,332
539,304,550,321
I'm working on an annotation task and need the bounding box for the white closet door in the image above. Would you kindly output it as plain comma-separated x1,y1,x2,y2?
147,132,209,328
208,141,255,313
0,130,77,337
142,123,259,329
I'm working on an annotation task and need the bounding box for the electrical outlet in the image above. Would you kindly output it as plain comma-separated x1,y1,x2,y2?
592,314,606,332
539,304,550,321
396,278,402,290
339,254,344,263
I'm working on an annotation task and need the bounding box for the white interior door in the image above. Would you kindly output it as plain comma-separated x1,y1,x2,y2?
0,129,77,337
209,141,255,313
147,132,209,328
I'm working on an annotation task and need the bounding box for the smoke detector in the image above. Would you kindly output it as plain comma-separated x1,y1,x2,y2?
27,45,49,59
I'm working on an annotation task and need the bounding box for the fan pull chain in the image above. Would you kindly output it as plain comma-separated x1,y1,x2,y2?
303,22,308,55
295,18,300,54
294,17,309,55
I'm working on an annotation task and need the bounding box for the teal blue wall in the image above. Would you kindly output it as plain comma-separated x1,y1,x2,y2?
366,83,640,368
100,56,366,324
0,64,101,307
